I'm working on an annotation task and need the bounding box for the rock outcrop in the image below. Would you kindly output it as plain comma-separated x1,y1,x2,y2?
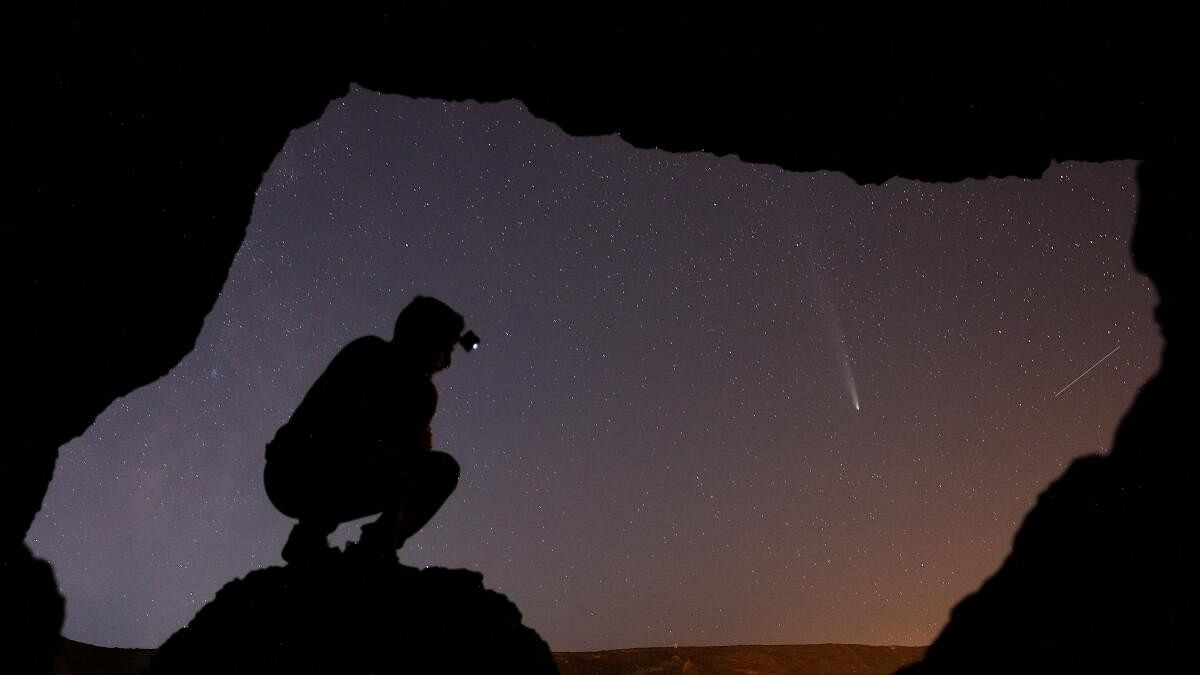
0,544,62,675
144,551,556,675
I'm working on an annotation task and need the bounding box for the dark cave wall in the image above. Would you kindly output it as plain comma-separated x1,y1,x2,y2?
351,5,1199,180
1132,161,1200,366
896,160,1199,674
9,5,1198,546
6,8,351,545
4,5,1198,673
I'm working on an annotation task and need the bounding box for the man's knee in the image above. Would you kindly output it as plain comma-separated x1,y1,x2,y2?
263,459,300,518
427,451,460,489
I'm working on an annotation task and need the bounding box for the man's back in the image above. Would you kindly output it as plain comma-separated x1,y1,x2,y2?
267,335,436,466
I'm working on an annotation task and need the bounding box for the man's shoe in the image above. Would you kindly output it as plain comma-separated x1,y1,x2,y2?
281,522,338,564
348,520,401,564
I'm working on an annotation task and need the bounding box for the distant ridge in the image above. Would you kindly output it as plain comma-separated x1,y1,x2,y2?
56,639,155,675
555,644,926,675
58,639,925,675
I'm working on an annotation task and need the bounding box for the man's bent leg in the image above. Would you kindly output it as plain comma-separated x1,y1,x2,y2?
351,451,460,560
281,518,338,564
267,450,372,564
394,451,460,545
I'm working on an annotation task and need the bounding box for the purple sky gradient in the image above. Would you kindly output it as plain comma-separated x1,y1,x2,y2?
30,89,1160,651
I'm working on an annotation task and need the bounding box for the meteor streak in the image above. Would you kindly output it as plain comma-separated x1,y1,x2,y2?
1054,344,1120,398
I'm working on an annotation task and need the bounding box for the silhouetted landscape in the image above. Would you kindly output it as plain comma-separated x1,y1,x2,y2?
555,645,926,675
56,639,923,675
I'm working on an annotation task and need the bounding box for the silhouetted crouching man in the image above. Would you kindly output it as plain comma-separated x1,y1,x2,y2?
264,296,478,563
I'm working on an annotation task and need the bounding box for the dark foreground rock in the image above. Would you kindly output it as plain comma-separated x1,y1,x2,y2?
0,544,63,675
144,552,557,675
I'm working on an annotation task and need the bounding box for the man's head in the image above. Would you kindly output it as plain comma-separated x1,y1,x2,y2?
393,296,467,373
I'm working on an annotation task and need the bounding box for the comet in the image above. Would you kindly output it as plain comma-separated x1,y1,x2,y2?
1054,344,1120,398
848,374,861,411
805,248,861,412
838,338,860,411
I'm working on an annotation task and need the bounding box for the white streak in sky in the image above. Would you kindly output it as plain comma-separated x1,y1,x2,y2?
832,327,860,411
846,363,861,411
1054,344,1120,398
807,248,860,411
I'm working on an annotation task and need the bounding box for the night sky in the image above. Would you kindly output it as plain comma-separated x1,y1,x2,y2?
29,88,1161,651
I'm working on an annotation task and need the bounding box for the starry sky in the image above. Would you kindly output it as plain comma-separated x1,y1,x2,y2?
29,88,1161,651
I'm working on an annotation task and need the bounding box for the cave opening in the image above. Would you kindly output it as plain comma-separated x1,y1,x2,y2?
29,87,1161,652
